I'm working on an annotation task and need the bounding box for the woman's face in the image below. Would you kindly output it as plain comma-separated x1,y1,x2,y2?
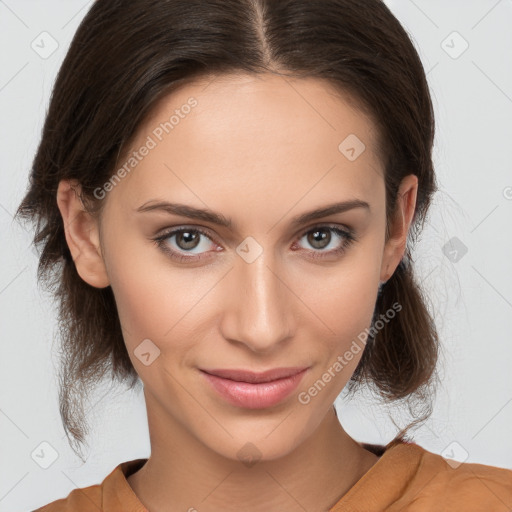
67,73,416,462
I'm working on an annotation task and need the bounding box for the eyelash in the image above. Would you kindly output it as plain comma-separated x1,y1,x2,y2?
151,224,356,263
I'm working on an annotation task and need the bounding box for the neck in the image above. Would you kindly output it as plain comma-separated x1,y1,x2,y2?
128,402,379,512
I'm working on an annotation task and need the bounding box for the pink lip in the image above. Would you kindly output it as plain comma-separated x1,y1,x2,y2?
200,367,309,409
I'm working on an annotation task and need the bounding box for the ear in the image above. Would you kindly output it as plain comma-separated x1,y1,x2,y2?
56,179,110,288
380,174,418,282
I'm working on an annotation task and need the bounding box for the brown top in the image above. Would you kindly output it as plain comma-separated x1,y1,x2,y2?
34,439,512,511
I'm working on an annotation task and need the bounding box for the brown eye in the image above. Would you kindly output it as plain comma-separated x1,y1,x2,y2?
175,230,201,250
295,225,356,260
152,227,218,262
306,228,332,250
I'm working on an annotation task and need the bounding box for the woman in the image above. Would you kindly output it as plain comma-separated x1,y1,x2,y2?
16,0,512,510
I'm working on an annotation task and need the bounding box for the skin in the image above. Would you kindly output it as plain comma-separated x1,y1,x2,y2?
56,72,418,512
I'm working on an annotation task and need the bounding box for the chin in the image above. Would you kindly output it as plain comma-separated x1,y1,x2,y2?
198,413,314,465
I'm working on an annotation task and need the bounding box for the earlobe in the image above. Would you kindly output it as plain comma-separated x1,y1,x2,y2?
380,174,418,282
56,179,110,289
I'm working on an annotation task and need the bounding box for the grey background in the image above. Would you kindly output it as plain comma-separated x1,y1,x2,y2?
1,0,511,510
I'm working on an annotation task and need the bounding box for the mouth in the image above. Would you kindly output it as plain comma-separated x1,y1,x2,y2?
199,366,310,409
200,366,309,383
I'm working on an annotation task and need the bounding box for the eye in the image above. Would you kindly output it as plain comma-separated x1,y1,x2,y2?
293,224,356,260
151,224,356,263
152,226,219,263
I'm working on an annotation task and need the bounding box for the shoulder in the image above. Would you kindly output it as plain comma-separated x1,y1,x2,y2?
33,483,102,511
395,441,512,511
32,458,148,512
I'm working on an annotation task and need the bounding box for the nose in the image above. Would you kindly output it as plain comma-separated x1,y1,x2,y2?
220,249,294,353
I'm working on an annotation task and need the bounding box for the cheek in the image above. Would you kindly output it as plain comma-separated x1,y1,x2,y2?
104,232,218,367
305,238,381,314
103,229,178,346
298,240,381,360
316,278,376,365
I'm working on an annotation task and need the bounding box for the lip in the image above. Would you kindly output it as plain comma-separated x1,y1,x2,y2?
200,367,309,409
201,366,309,383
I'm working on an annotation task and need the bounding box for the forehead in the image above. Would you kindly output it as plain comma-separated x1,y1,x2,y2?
109,73,384,212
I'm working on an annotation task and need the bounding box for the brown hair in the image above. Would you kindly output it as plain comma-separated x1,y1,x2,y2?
15,0,440,460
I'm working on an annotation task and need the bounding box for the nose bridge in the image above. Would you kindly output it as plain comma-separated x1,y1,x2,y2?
225,246,293,352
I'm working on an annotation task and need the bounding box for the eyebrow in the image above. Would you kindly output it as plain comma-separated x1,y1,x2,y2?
135,199,370,229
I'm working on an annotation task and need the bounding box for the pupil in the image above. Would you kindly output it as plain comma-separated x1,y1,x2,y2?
178,231,199,250
309,228,330,249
